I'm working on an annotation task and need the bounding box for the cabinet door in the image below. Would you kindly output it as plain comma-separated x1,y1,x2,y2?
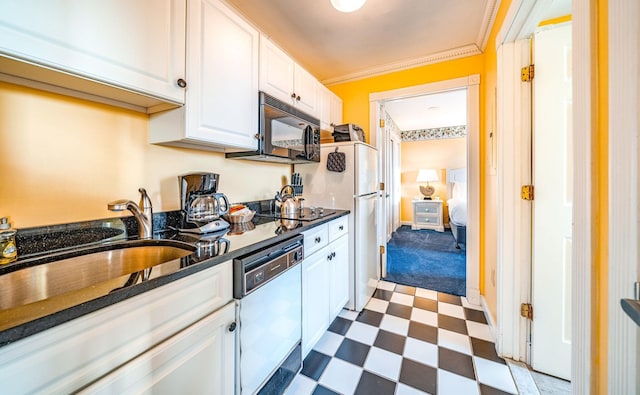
302,247,330,358
293,64,319,117
0,0,186,104
185,0,259,150
259,37,295,104
330,92,343,127
329,235,350,320
81,302,237,395
319,85,332,130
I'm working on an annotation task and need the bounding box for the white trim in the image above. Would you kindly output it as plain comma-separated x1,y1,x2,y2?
496,39,532,362
478,0,502,51
496,0,555,47
571,0,593,391
369,75,481,305
481,295,499,343
322,45,482,86
608,0,640,393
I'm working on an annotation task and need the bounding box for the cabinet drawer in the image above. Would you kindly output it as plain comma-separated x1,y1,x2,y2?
328,216,348,242
303,224,328,257
415,215,441,225
414,202,441,215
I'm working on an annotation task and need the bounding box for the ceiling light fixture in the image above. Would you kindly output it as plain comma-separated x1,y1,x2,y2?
330,0,366,13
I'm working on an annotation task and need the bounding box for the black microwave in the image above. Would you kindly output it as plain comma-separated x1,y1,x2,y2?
226,92,320,163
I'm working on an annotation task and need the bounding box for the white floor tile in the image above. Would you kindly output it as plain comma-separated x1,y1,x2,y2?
396,382,431,395
402,337,438,368
437,328,472,355
338,309,358,321
461,296,483,311
363,346,403,381
415,288,438,300
410,307,438,327
437,369,480,395
284,374,316,395
313,331,344,357
390,292,414,306
365,297,389,313
317,358,363,395
474,356,518,394
466,320,494,342
345,321,378,345
438,302,466,319
378,280,396,291
379,314,410,336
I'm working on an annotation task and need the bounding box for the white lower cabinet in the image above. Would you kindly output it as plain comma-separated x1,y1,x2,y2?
81,301,236,395
302,218,350,358
0,261,234,394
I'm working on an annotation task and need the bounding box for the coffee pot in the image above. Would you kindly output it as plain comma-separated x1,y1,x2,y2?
178,172,230,234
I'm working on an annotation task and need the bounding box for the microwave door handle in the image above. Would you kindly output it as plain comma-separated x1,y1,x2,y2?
304,126,314,159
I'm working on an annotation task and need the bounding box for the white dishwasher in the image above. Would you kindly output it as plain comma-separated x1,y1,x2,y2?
233,235,303,395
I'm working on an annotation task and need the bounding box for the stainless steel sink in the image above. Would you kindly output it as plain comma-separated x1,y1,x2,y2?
0,240,195,310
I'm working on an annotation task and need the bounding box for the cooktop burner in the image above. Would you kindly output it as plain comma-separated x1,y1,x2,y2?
255,207,336,222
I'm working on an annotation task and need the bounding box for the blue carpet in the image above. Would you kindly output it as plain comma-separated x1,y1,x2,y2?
384,225,466,296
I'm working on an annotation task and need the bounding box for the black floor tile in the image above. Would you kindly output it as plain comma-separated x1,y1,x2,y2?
327,316,352,336
413,296,438,312
372,289,394,301
438,347,476,380
398,358,437,394
386,302,412,319
334,338,370,367
356,309,384,327
312,384,341,395
471,338,506,364
438,314,468,335
354,371,396,395
373,330,406,355
407,321,437,344
479,383,514,395
465,307,488,324
438,292,462,305
301,350,332,381
395,284,416,295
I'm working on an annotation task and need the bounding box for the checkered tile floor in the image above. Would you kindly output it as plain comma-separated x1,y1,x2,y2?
285,280,518,395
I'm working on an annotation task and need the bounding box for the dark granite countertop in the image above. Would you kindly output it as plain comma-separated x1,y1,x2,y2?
0,207,349,347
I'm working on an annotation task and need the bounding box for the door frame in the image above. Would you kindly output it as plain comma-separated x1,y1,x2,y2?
369,75,481,304
495,0,594,391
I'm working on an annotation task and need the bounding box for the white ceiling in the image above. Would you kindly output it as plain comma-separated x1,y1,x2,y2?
384,89,467,131
226,0,498,84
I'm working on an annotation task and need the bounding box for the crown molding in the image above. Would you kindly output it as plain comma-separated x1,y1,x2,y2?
322,44,482,86
477,0,501,51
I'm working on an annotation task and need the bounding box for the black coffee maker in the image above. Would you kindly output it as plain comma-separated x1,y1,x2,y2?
178,173,230,234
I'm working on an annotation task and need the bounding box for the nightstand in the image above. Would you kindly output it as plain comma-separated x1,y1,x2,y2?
412,199,444,232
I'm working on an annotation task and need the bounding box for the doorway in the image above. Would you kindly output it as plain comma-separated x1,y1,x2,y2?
369,75,481,304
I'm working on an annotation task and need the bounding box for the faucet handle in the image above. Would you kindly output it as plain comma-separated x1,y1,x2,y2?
138,188,152,210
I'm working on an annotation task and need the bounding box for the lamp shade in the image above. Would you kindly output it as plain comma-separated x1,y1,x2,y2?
330,0,366,12
416,169,439,183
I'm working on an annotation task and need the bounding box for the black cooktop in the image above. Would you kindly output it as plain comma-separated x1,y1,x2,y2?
255,207,337,222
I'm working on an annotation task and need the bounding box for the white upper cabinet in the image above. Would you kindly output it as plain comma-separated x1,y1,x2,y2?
0,0,186,113
320,85,343,131
149,0,259,151
260,37,319,118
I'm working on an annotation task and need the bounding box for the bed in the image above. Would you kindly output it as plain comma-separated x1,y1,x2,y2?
446,167,467,249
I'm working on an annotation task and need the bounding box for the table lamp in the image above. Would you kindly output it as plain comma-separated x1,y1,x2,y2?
416,169,438,200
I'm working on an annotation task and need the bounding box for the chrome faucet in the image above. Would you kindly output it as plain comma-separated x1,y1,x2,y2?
108,188,153,239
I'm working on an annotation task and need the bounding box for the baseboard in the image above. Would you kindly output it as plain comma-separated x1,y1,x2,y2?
481,295,499,344
400,221,413,226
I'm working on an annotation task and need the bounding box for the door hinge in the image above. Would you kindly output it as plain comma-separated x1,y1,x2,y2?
380,182,385,191
521,185,534,200
520,303,533,320
380,245,385,254
380,119,385,128
521,64,535,82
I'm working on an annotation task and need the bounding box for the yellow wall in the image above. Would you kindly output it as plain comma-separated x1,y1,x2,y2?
399,138,466,224
0,82,289,228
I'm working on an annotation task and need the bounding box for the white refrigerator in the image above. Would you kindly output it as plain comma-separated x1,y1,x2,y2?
295,141,378,311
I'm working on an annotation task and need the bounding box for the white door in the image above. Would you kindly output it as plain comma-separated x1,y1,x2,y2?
531,23,572,380
356,193,379,311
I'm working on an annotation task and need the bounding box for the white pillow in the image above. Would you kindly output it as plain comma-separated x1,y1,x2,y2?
452,182,467,201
